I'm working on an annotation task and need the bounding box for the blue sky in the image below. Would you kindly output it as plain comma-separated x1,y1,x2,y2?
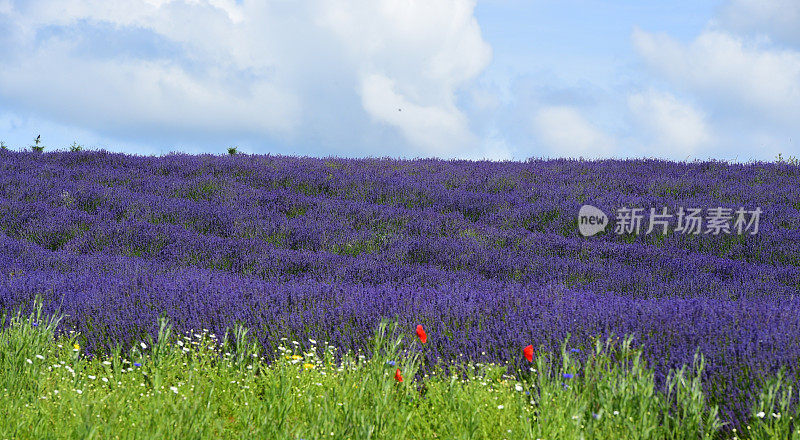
0,0,798,161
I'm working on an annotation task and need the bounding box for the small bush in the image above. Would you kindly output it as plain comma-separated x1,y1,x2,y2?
776,153,799,166
70,142,83,152
30,136,44,153
228,146,238,155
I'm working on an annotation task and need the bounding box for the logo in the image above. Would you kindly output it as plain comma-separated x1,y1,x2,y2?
576,205,762,237
578,205,608,237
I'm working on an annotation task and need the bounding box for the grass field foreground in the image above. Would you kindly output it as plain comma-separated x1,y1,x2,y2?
2,302,798,439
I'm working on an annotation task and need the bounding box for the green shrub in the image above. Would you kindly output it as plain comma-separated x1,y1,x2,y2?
776,153,800,166
30,136,44,153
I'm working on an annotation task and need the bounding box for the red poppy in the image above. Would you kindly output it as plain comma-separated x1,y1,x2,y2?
523,345,534,363
395,368,404,382
416,324,428,344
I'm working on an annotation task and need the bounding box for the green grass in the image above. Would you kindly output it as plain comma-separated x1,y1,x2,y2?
0,303,798,439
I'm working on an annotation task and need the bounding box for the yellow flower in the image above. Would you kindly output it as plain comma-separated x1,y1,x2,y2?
303,363,316,370
291,355,302,360
73,343,80,352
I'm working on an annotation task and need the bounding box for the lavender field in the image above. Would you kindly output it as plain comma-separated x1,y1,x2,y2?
1,149,799,425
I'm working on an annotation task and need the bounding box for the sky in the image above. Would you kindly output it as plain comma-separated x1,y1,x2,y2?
0,0,799,161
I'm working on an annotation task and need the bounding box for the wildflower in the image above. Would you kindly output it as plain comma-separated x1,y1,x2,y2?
563,373,574,379
394,368,403,382
309,339,317,344
32,322,39,327
515,384,524,392
570,348,581,354
73,343,80,352
101,377,109,382
291,355,302,360
88,375,96,380
386,360,396,367
592,412,601,420
498,405,505,410
102,361,111,365
416,325,428,344
35,354,45,360
756,411,765,419
523,345,534,363
133,362,142,368
303,363,316,370
140,342,147,350
772,413,781,419
170,386,178,394
76,389,82,394
26,358,32,364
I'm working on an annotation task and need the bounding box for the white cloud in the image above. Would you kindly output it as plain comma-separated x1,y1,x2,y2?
531,106,615,159
719,0,800,46
0,0,491,156
628,89,712,156
469,88,502,112
360,73,475,156
320,0,491,156
471,129,514,161
632,27,800,127
0,43,300,135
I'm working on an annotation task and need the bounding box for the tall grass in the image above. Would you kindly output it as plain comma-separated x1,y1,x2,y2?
0,303,796,439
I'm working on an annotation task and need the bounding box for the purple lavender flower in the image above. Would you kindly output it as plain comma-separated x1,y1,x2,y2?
0,151,796,429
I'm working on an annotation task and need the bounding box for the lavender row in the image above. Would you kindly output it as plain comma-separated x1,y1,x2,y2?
1,196,796,298
4,150,798,242
0,245,797,424
4,151,799,274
